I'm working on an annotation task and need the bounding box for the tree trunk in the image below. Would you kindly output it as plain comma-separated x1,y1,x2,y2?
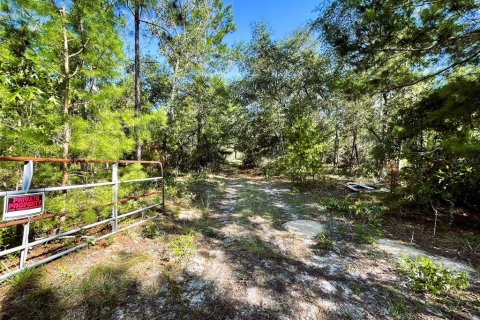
351,129,358,169
162,59,179,159
333,124,339,168
134,0,142,160
168,59,179,122
61,6,70,186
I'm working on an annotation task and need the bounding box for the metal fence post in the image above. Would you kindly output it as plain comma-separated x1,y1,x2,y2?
111,163,118,232
19,221,30,269
19,160,33,269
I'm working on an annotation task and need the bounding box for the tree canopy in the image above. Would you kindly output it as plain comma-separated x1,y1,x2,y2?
1,0,479,216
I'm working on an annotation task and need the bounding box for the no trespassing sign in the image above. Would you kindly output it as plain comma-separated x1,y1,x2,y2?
2,193,45,221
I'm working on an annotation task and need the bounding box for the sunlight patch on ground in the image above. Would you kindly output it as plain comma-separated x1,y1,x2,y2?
283,220,325,239
377,239,476,273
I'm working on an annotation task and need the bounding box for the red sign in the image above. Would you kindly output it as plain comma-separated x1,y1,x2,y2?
3,193,44,221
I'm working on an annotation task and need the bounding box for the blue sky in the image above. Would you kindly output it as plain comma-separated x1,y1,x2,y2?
223,0,322,79
123,1,323,79
224,0,320,45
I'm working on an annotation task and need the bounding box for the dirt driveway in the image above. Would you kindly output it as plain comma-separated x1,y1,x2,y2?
0,168,478,319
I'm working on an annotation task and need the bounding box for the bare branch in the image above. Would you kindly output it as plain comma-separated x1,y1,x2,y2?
384,49,480,92
69,39,89,58
68,64,80,79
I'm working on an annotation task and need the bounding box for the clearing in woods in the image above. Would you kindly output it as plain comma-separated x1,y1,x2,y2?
0,166,478,320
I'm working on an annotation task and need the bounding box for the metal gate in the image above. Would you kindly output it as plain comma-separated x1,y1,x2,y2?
0,157,164,281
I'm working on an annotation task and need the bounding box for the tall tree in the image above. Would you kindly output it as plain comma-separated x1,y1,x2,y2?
2,0,124,183
144,0,235,165
146,0,234,119
134,0,142,160
235,24,331,166
314,0,480,91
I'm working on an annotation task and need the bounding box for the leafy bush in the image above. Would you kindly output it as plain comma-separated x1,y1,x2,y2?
351,200,382,222
323,197,350,214
353,222,382,244
323,198,382,223
396,256,469,295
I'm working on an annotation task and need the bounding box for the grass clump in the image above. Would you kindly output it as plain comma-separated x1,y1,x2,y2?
142,220,165,239
168,230,197,259
396,256,469,295
80,265,136,314
79,253,147,317
232,237,282,259
385,289,412,319
315,231,334,252
2,268,64,320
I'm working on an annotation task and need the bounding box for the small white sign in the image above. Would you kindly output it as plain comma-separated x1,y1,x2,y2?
3,193,45,221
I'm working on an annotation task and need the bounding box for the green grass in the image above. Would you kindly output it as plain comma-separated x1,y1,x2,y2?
235,184,282,223
385,289,413,319
353,222,382,244
142,220,166,238
231,236,283,259
315,231,334,253
2,268,64,320
78,253,148,317
168,230,197,259
80,265,137,313
282,190,327,217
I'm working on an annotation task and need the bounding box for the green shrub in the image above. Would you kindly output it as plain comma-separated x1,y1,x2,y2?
141,221,165,239
324,198,383,224
353,222,382,244
350,200,382,222
396,256,469,295
323,197,350,214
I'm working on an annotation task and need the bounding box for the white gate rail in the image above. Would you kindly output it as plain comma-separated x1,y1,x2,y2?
0,157,165,281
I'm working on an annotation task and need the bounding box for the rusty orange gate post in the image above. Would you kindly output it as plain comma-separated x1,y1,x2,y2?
0,157,165,281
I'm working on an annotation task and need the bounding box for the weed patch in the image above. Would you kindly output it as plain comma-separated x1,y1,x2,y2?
236,185,282,223
353,222,382,244
2,268,64,320
396,256,469,295
231,237,282,259
385,289,412,319
315,231,334,253
323,197,383,222
168,230,197,260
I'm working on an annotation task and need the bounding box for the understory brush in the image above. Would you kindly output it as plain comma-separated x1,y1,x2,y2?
396,256,469,295
323,197,384,244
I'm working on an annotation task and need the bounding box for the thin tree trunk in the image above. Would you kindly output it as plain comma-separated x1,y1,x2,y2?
134,0,142,160
350,129,358,169
162,59,179,158
333,125,339,168
168,59,179,122
61,5,70,186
